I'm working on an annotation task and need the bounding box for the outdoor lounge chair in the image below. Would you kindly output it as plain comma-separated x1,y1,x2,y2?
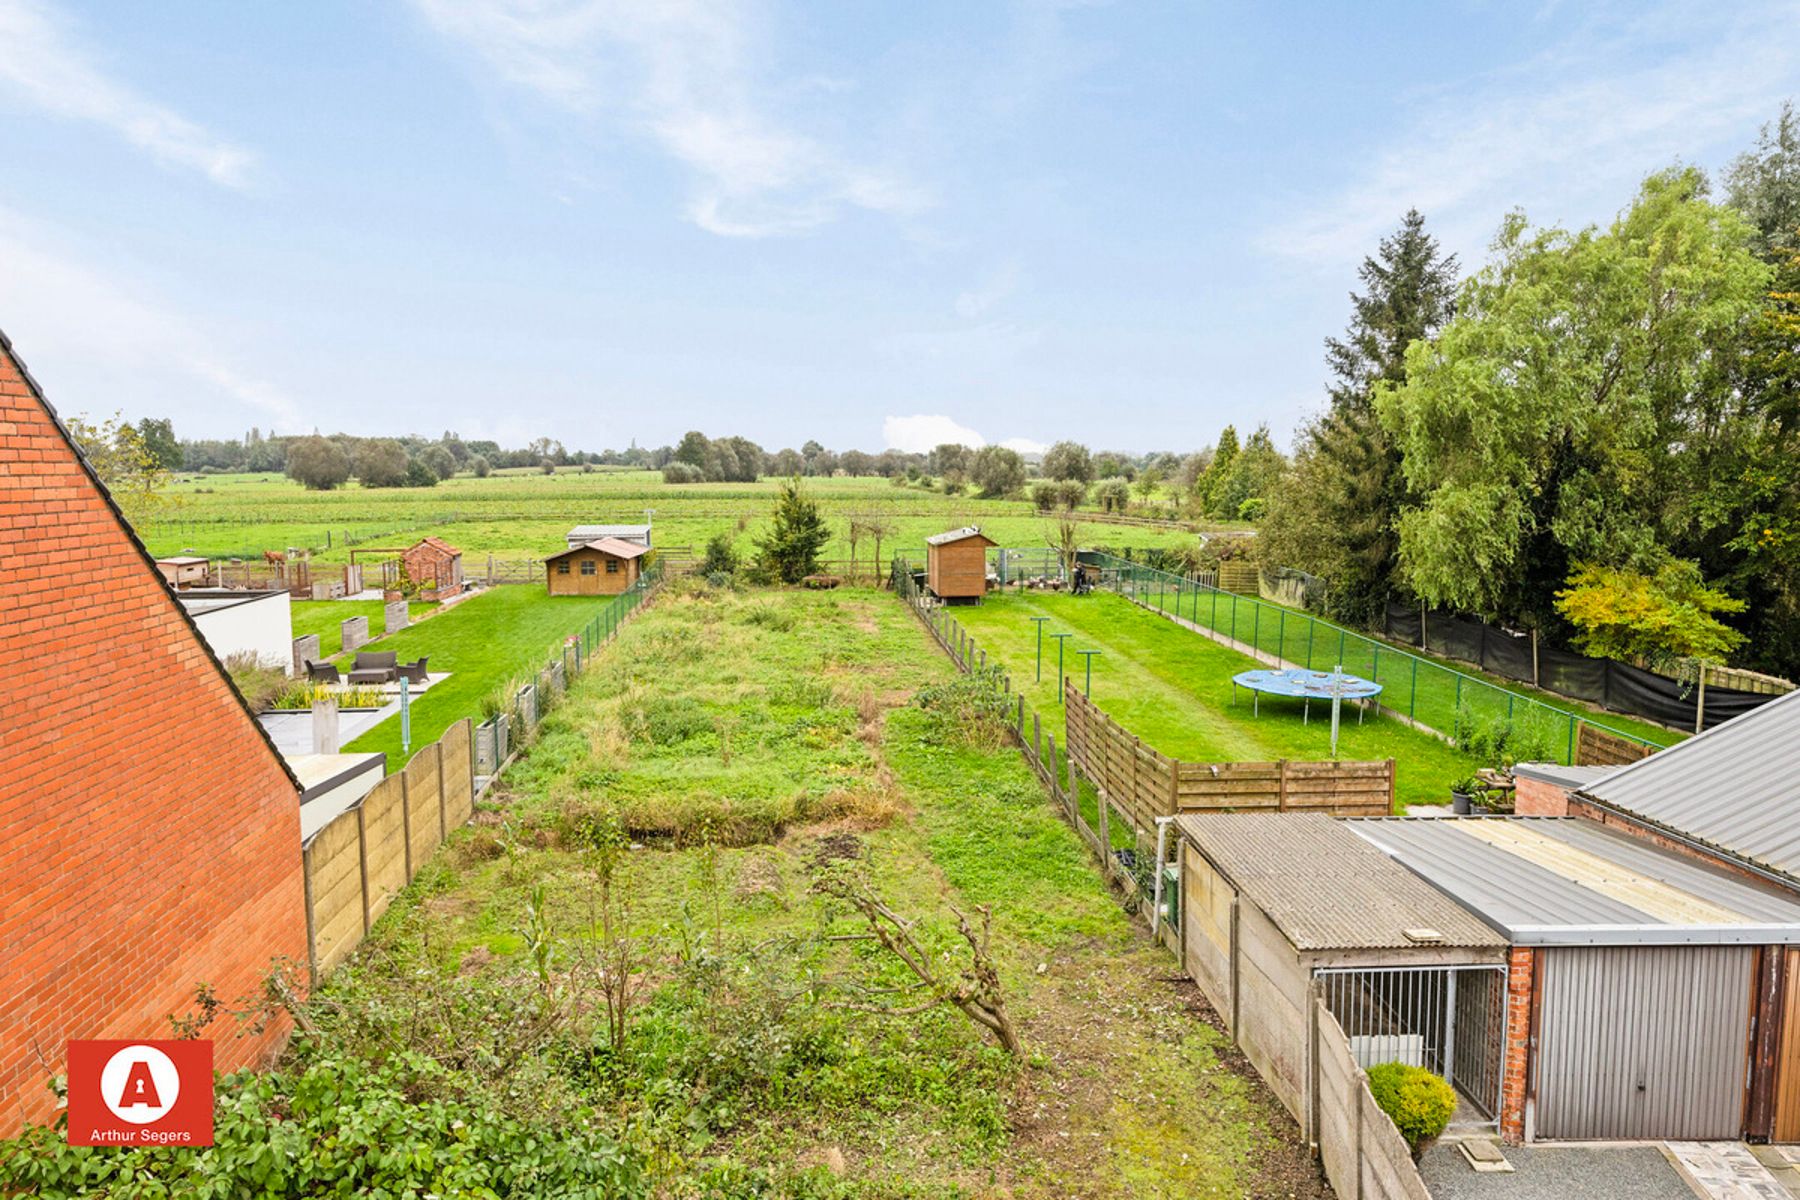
399,656,428,684
349,650,399,685
305,660,341,684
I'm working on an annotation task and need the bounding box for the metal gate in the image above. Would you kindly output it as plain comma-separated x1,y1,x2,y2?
1534,945,1753,1140
1316,964,1508,1121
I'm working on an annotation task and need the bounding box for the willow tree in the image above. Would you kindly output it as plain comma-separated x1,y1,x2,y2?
1377,168,1772,632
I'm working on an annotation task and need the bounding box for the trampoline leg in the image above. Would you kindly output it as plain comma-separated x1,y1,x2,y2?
1304,699,1309,725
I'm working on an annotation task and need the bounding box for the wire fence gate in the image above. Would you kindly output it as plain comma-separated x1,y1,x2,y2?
1315,964,1508,1123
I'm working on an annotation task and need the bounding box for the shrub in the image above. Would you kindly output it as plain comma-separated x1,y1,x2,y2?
1094,477,1131,513
1365,1062,1455,1154
662,461,705,484
698,531,740,577
223,652,288,713
1030,480,1060,512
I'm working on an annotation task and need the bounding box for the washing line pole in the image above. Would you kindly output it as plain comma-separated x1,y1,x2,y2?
1031,616,1050,682
1049,632,1073,696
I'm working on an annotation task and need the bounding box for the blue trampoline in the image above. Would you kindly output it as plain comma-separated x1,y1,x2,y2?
1232,667,1382,724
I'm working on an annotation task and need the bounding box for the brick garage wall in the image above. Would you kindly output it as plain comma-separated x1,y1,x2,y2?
0,336,306,1136
1513,775,1572,816
1499,947,1535,1143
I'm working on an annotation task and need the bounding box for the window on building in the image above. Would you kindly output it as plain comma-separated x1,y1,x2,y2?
580,560,597,575
606,559,619,573
557,561,570,575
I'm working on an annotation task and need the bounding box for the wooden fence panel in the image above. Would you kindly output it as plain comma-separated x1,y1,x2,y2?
404,745,444,867
441,719,474,826
1576,721,1656,767
360,775,409,927
305,812,366,974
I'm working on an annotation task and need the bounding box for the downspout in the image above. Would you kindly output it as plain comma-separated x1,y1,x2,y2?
1150,815,1179,940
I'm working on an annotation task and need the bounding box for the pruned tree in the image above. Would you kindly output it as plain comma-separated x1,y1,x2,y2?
812,871,1022,1057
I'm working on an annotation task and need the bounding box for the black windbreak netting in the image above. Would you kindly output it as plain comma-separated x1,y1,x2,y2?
1383,601,1774,731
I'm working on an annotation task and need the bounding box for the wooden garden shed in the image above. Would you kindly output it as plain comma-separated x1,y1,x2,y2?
546,538,647,596
925,527,995,602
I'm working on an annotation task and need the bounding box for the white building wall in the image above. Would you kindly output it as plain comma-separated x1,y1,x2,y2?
185,591,294,674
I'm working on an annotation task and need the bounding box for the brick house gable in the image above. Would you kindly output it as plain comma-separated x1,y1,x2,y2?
0,330,307,1136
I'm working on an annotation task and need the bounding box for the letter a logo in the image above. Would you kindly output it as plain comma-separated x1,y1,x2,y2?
118,1059,162,1109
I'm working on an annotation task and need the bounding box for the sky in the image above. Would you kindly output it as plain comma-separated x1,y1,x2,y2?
0,1,1795,456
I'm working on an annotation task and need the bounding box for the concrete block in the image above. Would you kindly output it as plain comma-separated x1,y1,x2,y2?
312,698,340,754
292,633,321,676
384,600,409,635
341,615,369,653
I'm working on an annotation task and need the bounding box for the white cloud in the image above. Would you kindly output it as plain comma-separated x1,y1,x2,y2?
0,0,253,187
999,436,1046,456
410,0,929,237
1263,2,1800,272
882,414,986,454
0,206,299,427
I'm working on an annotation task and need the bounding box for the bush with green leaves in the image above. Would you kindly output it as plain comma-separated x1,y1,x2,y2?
0,1051,644,1199
1365,1061,1456,1153
698,531,740,577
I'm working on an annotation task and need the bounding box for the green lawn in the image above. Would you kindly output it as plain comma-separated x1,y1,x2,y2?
1103,567,1681,751
954,590,1480,811
291,599,436,658
339,586,622,767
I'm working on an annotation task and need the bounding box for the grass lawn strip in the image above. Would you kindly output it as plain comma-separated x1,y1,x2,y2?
291,599,436,658
338,585,622,766
954,590,1479,811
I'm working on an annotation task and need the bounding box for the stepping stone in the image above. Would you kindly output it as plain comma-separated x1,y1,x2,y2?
1666,1142,1792,1200
1458,1139,1513,1173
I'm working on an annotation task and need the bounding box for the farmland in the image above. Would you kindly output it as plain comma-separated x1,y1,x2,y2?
142,468,1213,567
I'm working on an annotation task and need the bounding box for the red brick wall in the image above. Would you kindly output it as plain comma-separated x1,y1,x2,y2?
402,542,461,599
1513,776,1572,817
0,338,306,1136
1499,947,1535,1144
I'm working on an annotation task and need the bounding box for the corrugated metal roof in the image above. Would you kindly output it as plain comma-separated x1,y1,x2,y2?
569,524,651,540
1578,688,1800,882
1175,812,1506,951
925,526,993,546
1350,817,1800,946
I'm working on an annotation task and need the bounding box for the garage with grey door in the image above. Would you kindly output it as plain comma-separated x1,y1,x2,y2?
1353,816,1800,1142
1535,945,1753,1140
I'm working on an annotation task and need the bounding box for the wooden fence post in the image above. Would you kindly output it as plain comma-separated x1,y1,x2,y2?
1278,759,1289,811
302,842,319,980
436,741,449,841
1386,758,1397,812
400,771,414,879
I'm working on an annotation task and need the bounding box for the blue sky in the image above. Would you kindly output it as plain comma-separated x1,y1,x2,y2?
0,1,1795,455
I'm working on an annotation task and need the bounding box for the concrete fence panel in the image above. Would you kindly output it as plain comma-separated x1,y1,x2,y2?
403,745,443,868
292,633,320,675
1314,1001,1434,1200
441,719,474,827
304,812,366,974
341,615,369,654
359,774,409,927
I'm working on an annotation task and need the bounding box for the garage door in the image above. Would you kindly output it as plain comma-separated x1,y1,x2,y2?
1534,946,1752,1140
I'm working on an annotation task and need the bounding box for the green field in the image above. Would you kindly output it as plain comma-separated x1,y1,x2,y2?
953,591,1478,811
336,587,624,767
142,469,1215,567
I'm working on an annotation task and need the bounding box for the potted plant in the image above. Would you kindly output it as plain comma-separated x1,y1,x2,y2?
1450,774,1481,815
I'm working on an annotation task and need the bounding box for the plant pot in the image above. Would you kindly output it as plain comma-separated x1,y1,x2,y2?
1451,791,1474,816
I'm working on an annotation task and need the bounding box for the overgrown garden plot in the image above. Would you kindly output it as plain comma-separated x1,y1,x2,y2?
954,590,1480,812
5,582,1330,1196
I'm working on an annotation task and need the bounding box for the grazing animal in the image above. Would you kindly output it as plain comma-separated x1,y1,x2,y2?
263,549,286,565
